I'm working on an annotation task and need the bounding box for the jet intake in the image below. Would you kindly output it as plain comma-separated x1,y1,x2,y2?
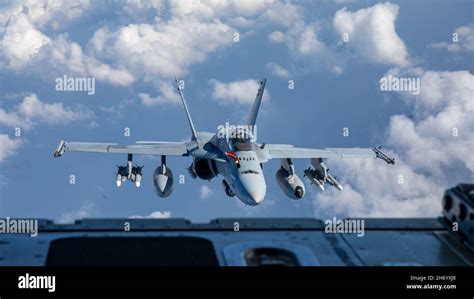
193,158,218,180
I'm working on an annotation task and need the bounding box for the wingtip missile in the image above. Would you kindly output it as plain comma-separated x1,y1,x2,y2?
373,146,395,165
54,140,67,157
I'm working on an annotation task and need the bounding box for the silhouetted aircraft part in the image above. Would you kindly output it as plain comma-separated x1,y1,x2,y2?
3,183,473,267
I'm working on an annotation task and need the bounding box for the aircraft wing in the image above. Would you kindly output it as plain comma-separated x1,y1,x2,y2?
262,144,377,160
54,140,189,157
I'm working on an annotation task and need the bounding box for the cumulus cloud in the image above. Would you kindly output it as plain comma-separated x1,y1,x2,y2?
200,185,214,199
0,0,93,32
314,155,445,218
209,79,270,105
330,65,343,76
0,4,134,86
386,68,474,174
84,56,135,86
18,94,94,125
287,21,326,56
313,68,474,218
167,1,299,28
129,210,172,219
122,0,164,20
0,93,93,163
267,20,329,71
266,62,290,79
259,1,303,27
0,13,51,70
333,3,412,67
87,0,308,88
0,134,22,162
0,0,312,91
268,31,286,43
170,0,268,20
430,24,474,53
58,200,95,223
0,108,29,129
0,93,94,129
89,18,235,81
138,81,181,106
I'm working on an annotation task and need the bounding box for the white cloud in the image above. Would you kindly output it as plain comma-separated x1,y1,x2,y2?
138,81,181,106
0,134,22,162
330,65,343,76
333,3,412,67
259,1,302,27
0,93,94,129
313,69,474,218
288,22,325,56
268,31,286,43
385,68,474,174
0,108,30,129
170,0,268,20
0,0,93,32
209,79,270,105
200,185,214,199
89,18,235,81
129,210,172,219
18,94,94,125
122,0,164,20
0,13,51,70
430,24,474,53
313,157,443,218
86,0,307,89
0,93,93,164
0,0,311,90
58,200,95,223
265,8,332,74
84,56,135,86
0,9,134,86
266,62,290,79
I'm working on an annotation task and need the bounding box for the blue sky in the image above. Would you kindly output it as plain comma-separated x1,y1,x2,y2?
0,0,473,222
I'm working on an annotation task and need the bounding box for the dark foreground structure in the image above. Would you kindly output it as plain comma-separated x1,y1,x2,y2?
1,184,473,266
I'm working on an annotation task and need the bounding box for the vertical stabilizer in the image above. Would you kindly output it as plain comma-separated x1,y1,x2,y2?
175,78,198,141
247,78,267,126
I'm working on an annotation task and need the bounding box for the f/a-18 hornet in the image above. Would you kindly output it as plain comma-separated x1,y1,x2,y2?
54,78,395,206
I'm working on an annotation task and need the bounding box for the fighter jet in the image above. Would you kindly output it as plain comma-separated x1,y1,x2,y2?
54,78,395,206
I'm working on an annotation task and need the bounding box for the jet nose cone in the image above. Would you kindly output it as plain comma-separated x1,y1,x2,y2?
240,174,266,205
250,190,265,204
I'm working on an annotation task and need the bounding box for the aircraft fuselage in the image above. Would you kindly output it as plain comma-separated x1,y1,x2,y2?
201,130,267,205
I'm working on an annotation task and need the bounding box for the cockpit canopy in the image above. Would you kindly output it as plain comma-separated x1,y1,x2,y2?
229,128,255,151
